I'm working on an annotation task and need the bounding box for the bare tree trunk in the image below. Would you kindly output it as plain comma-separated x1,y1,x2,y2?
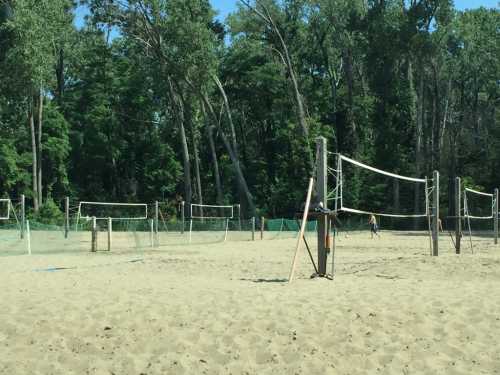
201,102,224,206
29,102,39,212
197,87,256,217
55,48,64,106
212,75,239,157
191,124,203,207
167,78,192,206
37,87,43,207
431,61,441,170
343,46,357,156
412,60,423,228
440,77,452,149
211,74,246,208
240,0,313,173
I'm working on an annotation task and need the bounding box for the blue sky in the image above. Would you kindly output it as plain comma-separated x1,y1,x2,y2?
75,0,498,29
210,0,498,20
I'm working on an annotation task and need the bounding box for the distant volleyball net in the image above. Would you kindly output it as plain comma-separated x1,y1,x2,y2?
462,187,497,251
0,198,27,256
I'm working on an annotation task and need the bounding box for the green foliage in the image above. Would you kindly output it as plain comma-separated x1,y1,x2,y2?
29,197,64,225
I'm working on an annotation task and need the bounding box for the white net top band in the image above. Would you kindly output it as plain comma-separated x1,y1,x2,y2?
190,203,234,219
79,201,149,206
339,155,426,183
464,188,493,197
190,204,234,209
78,202,148,220
463,214,493,220
340,207,428,218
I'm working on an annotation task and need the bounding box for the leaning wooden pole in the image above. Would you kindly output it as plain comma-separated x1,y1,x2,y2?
432,170,439,256
455,177,461,254
494,188,498,245
316,136,328,275
289,177,314,283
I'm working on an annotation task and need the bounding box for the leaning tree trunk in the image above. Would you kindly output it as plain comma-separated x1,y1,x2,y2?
431,61,441,170
37,87,43,207
343,46,357,156
212,75,239,158
202,104,224,206
167,78,192,207
28,101,38,212
211,74,245,207
240,0,313,174
191,121,203,207
196,87,256,217
414,62,424,229
55,48,64,107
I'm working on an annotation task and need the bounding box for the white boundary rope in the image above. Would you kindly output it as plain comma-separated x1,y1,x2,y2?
78,201,148,220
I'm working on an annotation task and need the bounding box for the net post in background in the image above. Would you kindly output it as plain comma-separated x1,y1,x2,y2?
181,201,185,234
260,216,265,240
455,177,461,254
154,201,159,244
91,216,97,252
316,136,328,276
494,188,499,245
21,194,25,239
107,217,112,251
65,196,69,239
251,217,255,241
27,220,31,255
432,170,439,256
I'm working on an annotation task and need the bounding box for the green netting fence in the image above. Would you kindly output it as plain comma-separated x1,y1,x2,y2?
0,216,319,256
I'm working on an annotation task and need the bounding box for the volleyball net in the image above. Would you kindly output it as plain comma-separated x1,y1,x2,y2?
462,187,497,251
330,154,431,231
0,197,26,256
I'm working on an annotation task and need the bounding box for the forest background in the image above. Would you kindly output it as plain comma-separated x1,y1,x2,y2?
0,0,498,223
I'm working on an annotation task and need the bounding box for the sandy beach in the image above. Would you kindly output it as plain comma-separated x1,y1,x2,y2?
1,231,500,374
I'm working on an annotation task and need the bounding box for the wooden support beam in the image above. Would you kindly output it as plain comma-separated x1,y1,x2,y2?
316,137,328,275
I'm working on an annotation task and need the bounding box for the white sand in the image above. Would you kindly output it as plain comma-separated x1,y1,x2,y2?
1,231,500,374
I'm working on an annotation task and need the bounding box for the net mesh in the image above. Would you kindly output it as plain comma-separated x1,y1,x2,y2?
463,188,495,252
0,199,25,256
328,155,432,233
0,199,10,220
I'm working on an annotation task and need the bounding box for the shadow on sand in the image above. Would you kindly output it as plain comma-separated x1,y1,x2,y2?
240,278,288,283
